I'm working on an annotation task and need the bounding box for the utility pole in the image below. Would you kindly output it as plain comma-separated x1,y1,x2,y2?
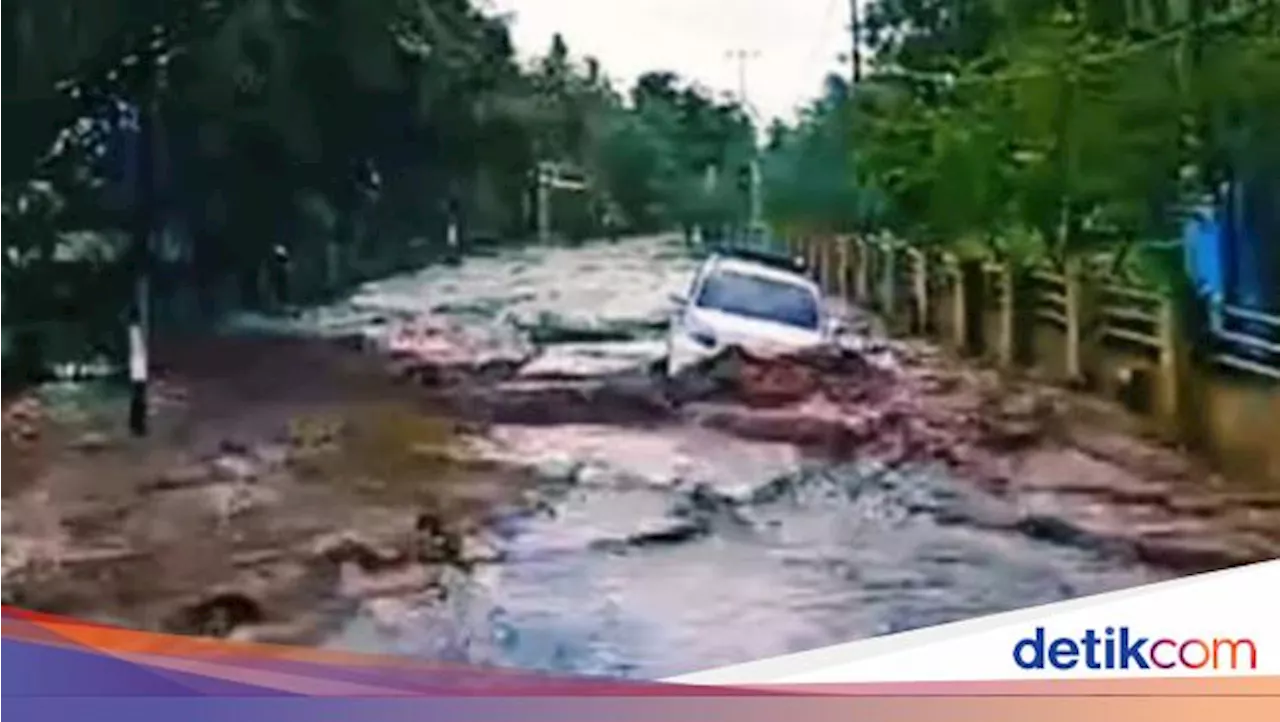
727,49,760,105
849,0,863,84
726,49,763,243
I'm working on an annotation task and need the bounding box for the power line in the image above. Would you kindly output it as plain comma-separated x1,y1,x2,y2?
865,0,1271,89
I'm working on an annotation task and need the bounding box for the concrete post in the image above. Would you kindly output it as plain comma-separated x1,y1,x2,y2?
950,256,967,351
997,264,1016,368
951,257,987,356
855,238,871,303
874,243,885,308
1064,257,1084,381
1005,265,1037,369
829,238,839,294
820,239,830,288
881,243,898,322
1156,295,1185,438
838,237,851,300
536,166,551,243
912,250,930,335
829,239,839,290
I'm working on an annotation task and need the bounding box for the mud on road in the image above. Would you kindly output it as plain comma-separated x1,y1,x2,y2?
4,235,1278,677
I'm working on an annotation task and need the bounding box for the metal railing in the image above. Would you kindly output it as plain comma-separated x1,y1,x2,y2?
1209,300,1280,381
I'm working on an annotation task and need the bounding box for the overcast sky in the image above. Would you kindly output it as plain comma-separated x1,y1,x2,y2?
489,0,854,125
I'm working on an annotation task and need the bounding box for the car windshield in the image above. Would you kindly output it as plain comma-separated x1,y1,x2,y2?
695,269,820,330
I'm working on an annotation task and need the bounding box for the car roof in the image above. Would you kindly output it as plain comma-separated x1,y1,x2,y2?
704,255,818,290
712,246,809,274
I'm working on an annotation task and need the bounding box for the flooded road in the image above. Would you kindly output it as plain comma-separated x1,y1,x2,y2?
237,235,1167,678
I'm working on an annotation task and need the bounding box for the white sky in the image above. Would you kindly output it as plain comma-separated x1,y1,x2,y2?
488,0,855,125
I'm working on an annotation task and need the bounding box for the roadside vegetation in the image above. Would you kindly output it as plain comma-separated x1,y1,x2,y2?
3,0,756,384
763,0,1279,290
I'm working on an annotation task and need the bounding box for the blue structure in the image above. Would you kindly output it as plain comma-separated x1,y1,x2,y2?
1183,175,1280,364
1183,201,1225,301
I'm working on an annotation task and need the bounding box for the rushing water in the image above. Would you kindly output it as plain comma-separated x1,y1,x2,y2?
244,235,1161,679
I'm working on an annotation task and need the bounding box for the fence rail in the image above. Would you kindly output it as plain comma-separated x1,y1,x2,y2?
819,235,1280,383
819,236,1280,370
803,233,1280,486
1033,269,1069,327
1210,302,1280,380
1101,283,1162,304
1095,282,1163,352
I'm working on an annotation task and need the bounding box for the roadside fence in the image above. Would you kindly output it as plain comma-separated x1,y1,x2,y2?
793,235,1280,484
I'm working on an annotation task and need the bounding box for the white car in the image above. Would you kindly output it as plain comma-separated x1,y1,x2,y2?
665,250,839,377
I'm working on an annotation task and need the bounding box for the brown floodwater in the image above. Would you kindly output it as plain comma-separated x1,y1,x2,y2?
7,235,1273,680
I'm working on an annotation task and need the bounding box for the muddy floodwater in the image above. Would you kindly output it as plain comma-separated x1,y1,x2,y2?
235,236,1161,678
7,235,1275,681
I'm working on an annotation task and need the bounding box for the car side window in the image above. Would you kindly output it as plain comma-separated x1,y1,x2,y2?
686,261,714,308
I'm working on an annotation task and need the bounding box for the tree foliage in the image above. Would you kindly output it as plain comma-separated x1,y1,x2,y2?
765,0,1280,269
2,1,755,381
764,75,887,236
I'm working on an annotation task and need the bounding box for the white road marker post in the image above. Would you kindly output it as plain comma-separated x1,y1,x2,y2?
129,46,168,437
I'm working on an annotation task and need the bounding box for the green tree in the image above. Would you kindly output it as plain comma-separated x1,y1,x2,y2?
770,0,1279,276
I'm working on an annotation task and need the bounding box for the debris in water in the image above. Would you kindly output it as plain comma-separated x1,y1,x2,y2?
165,591,264,638
589,516,711,552
313,532,409,571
